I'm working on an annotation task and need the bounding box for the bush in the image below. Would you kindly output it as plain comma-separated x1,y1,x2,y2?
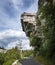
0,48,21,65
4,48,21,62
23,50,33,57
3,59,15,65
0,53,5,65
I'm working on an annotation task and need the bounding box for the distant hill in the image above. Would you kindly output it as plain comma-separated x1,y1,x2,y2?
0,47,5,49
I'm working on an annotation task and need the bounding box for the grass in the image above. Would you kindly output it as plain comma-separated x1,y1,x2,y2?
35,55,55,65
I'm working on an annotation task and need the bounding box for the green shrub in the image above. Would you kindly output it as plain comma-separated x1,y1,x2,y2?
4,48,21,62
23,50,33,57
0,53,5,65
3,59,15,65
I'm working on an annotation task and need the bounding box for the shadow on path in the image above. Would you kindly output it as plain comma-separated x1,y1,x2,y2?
20,57,41,65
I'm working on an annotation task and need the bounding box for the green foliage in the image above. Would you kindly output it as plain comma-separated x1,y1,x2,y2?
35,55,55,65
30,33,42,49
39,0,55,59
0,53,5,65
0,48,21,65
23,50,33,57
4,48,21,62
30,32,42,56
3,59,15,65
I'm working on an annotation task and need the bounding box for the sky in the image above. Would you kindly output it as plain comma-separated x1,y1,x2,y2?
0,0,38,50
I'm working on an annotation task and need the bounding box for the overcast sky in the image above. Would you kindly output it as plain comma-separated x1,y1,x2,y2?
0,0,38,50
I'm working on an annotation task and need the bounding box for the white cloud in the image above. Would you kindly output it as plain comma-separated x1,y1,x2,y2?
22,39,32,50
0,29,31,50
6,39,31,50
0,29,26,39
6,41,19,49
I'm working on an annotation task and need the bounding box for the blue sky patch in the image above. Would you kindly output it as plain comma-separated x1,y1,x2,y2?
0,0,38,49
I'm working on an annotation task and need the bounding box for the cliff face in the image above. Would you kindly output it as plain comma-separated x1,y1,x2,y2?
38,0,54,23
21,12,42,37
21,12,36,37
21,0,54,37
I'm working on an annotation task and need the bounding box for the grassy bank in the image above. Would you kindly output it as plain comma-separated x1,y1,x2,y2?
35,55,55,65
